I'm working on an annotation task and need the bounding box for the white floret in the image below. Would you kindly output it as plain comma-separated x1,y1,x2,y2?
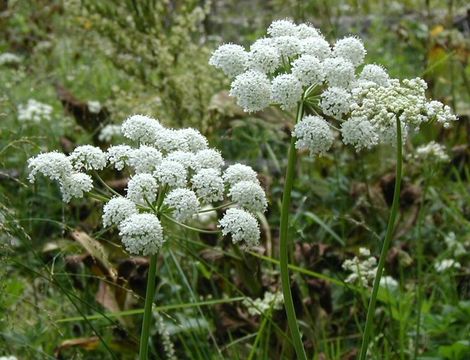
359,64,390,87
98,124,122,142
332,36,366,67
59,173,93,203
128,145,163,174
163,188,200,222
193,149,224,171
320,87,352,118
165,151,195,169
126,173,159,204
291,55,324,87
271,74,303,110
119,213,164,255
102,197,138,227
273,36,302,58
229,181,267,213
222,164,259,187
323,57,356,88
28,152,73,183
209,44,248,78
17,99,53,123
69,145,107,171
299,37,331,60
219,208,260,249
121,114,163,144
247,44,280,73
106,145,133,171
230,70,272,112
296,23,322,39
341,117,379,151
191,168,225,203
292,115,334,156
154,160,187,188
267,19,298,37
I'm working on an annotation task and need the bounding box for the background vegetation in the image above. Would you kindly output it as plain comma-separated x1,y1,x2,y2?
1,0,469,359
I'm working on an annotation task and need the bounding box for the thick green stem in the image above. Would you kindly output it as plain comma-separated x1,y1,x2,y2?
279,101,307,360
359,117,403,359
139,253,158,359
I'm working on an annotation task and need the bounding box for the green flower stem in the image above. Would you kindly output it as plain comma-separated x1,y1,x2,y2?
359,116,403,360
161,213,221,234
279,100,307,360
139,253,158,360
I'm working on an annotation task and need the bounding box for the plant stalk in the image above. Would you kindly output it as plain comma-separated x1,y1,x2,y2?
279,101,307,360
359,116,403,359
139,253,158,359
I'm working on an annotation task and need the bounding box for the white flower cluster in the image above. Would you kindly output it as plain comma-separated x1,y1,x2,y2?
434,259,461,273
414,141,449,163
342,247,377,288
87,100,102,114
242,290,284,316
0,52,22,66
444,232,466,257
18,99,53,123
211,19,457,156
28,114,268,254
98,124,122,142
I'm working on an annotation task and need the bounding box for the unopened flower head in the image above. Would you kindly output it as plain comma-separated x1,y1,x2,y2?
293,115,334,156
128,145,163,174
122,114,163,144
119,213,164,255
332,36,366,67
191,168,225,203
102,197,138,227
219,208,260,249
163,188,200,222
271,74,303,110
209,44,248,78
126,173,158,204
106,145,133,171
230,70,271,112
28,152,73,183
154,160,187,188
69,145,107,171
229,181,267,213
291,55,324,87
59,173,93,203
323,57,355,88
222,164,259,187
320,87,352,118
18,99,53,123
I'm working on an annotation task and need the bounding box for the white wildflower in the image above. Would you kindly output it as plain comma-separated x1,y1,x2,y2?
299,37,331,60
341,117,379,151
165,151,195,169
106,145,133,171
0,52,22,65
179,128,209,153
296,23,322,39
415,141,449,162
119,213,164,255
102,197,138,227
434,259,461,273
154,160,187,188
193,149,224,171
379,276,399,292
243,291,284,316
87,100,102,114
342,248,377,287
98,124,121,142
209,44,248,78
222,164,259,187
323,57,356,88
121,114,163,144
332,36,366,67
18,99,53,123
267,19,298,37
273,36,302,58
292,115,334,156
59,173,93,203
219,208,260,249
320,87,352,118
247,44,280,73
191,168,225,203
69,145,107,171
128,145,163,174
28,152,73,183
359,64,390,87
229,181,267,213
271,74,303,110
126,173,159,204
444,232,466,257
230,70,272,112
291,55,324,87
164,188,200,222
425,100,458,128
